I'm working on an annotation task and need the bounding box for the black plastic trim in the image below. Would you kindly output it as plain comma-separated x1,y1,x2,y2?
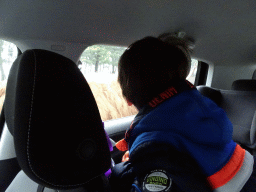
194,61,209,86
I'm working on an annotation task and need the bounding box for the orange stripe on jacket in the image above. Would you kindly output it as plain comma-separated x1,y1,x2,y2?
207,145,245,189
116,138,128,151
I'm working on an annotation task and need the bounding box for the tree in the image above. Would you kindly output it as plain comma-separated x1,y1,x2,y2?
7,43,14,63
80,45,126,73
0,40,5,81
107,46,126,74
80,45,111,72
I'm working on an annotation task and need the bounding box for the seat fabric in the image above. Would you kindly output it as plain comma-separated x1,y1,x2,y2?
197,86,256,151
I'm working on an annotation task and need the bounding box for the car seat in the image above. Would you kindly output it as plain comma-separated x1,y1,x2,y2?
197,84,256,154
0,49,111,191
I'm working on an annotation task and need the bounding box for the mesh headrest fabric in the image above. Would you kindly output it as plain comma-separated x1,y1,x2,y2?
5,49,111,189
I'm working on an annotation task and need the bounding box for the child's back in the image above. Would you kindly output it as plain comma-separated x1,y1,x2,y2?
110,36,255,192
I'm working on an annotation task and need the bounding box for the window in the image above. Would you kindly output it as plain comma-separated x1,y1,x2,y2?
0,40,18,112
187,59,198,84
80,45,198,121
80,45,138,121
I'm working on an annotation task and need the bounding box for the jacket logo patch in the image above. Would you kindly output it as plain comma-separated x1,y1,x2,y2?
143,169,172,192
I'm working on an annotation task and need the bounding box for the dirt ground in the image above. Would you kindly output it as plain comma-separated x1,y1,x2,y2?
0,81,138,121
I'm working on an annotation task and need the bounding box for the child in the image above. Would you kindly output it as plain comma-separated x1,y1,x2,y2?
109,36,255,192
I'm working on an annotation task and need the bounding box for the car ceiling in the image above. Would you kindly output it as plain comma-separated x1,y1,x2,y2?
0,0,256,66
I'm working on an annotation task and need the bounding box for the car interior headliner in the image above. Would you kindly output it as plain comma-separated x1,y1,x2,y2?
0,0,256,67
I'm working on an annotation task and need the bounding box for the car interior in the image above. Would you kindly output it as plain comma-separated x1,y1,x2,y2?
0,0,256,191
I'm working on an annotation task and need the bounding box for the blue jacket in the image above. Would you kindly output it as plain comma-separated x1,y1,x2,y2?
130,88,235,176
114,81,254,191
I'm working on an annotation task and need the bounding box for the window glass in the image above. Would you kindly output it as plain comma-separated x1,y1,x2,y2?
0,40,18,112
80,45,138,122
187,59,198,83
80,45,198,121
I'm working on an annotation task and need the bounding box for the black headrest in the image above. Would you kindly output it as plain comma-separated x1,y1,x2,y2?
231,70,256,91
5,49,111,189
231,80,256,91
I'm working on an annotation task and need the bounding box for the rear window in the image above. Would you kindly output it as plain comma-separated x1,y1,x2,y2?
187,59,198,83
80,45,198,121
0,40,18,112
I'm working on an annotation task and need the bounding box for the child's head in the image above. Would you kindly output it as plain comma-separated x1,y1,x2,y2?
118,36,191,109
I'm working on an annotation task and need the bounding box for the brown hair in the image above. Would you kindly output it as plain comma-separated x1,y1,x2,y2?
118,36,191,109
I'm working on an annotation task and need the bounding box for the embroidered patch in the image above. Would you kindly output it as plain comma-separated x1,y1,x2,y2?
142,169,172,192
